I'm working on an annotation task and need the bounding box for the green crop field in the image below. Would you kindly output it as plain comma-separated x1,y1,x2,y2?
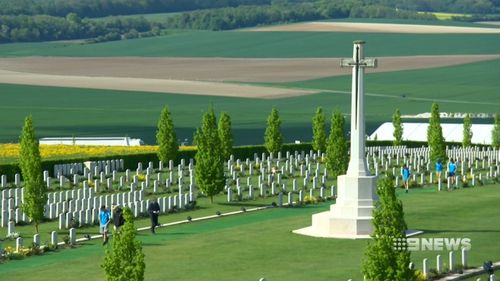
1,58,498,145
1,31,500,58
277,58,500,109
0,20,499,145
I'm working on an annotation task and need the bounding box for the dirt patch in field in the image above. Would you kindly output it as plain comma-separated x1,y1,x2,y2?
0,55,499,83
245,22,500,33
0,55,499,98
0,69,316,99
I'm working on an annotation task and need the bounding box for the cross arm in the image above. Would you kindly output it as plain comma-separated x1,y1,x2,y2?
340,58,378,68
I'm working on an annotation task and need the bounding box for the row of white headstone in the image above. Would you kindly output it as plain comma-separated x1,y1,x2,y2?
0,159,125,189
345,248,497,281
55,159,124,177
225,185,336,205
10,229,76,253
2,147,498,227
54,192,195,230
0,158,204,227
364,146,499,188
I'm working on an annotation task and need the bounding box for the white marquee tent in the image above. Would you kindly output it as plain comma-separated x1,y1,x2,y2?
368,122,494,145
40,137,144,146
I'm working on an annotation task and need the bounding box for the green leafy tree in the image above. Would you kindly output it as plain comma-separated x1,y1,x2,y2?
427,103,446,164
312,107,327,152
218,112,233,161
492,112,500,149
19,115,46,233
156,106,178,164
392,108,403,146
326,111,348,178
195,107,225,203
102,207,145,281
264,107,283,155
462,113,472,148
362,177,417,281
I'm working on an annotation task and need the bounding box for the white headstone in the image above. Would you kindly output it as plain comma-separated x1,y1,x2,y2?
449,251,454,272
69,228,76,245
51,231,58,247
33,233,41,246
16,237,23,252
436,254,442,273
7,220,15,235
423,258,429,278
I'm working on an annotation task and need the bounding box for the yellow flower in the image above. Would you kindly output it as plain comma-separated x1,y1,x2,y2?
0,144,196,161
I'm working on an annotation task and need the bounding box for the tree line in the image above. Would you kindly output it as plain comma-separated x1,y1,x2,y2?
0,1,437,43
164,2,436,31
0,0,272,18
0,13,161,43
156,105,352,203
1,0,497,18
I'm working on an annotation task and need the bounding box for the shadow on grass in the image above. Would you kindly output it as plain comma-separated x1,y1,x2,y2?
218,202,271,207
142,243,163,246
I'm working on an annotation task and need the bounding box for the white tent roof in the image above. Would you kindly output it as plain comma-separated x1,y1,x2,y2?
39,137,144,146
368,122,493,145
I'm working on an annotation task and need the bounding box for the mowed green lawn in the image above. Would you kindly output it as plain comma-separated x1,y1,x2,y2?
0,184,499,281
1,30,500,58
1,59,499,145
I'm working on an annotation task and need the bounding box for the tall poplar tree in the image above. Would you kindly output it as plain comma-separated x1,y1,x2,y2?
19,115,46,233
218,112,233,161
392,108,403,146
195,107,225,203
427,103,446,164
156,106,178,164
362,177,417,281
264,107,283,155
312,107,327,152
102,207,145,281
462,113,472,148
492,112,500,149
326,111,349,178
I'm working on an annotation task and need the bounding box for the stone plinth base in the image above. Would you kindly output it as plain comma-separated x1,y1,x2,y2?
293,174,377,239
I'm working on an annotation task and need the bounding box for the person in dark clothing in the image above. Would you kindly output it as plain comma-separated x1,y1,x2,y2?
112,205,125,233
148,198,161,234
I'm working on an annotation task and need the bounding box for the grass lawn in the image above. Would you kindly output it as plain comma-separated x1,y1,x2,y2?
1,183,499,280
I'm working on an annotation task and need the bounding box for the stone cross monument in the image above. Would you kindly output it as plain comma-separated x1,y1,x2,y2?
294,41,378,239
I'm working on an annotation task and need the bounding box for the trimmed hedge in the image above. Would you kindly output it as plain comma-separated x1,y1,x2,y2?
0,141,489,180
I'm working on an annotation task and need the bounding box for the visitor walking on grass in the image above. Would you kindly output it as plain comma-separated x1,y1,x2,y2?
112,205,125,233
448,159,457,187
99,205,111,245
435,159,443,183
148,198,161,234
402,164,411,193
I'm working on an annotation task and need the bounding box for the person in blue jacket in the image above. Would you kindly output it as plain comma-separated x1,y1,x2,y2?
435,159,443,183
448,159,457,187
402,164,411,193
99,205,111,245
